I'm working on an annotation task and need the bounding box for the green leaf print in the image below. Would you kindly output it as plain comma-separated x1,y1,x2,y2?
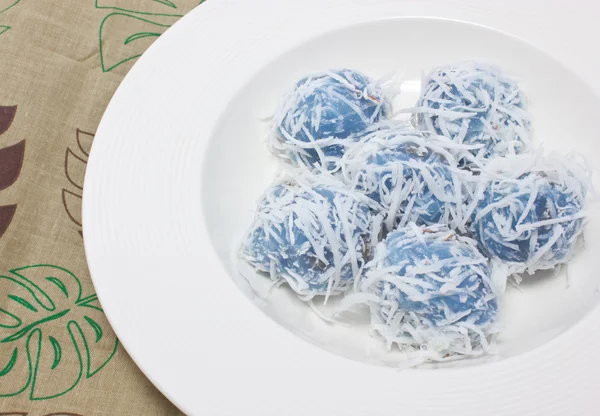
0,0,21,38
99,12,176,72
0,265,118,400
0,0,20,15
95,0,182,16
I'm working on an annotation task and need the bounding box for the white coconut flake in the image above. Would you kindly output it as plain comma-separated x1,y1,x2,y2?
470,150,593,276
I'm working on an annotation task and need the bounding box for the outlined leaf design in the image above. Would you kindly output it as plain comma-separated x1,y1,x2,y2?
0,347,17,375
95,0,182,16
124,32,161,45
0,0,20,15
63,129,93,236
64,148,86,190
76,128,93,157
61,190,82,227
99,12,176,72
45,413,86,416
0,0,20,38
48,336,61,369
0,265,118,400
0,413,86,416
95,1,208,72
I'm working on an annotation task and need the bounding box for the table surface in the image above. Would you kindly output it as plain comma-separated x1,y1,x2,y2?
0,1,203,414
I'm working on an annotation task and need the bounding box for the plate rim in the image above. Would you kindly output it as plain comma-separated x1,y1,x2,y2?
83,1,600,414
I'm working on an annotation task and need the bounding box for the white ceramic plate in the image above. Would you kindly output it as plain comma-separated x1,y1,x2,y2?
84,1,600,414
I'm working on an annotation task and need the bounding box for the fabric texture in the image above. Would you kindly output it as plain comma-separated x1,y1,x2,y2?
0,1,205,414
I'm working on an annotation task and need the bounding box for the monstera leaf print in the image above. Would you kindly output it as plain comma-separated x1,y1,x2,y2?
0,105,25,239
96,0,206,72
98,12,177,72
0,0,21,37
0,0,20,14
95,0,182,16
0,265,118,400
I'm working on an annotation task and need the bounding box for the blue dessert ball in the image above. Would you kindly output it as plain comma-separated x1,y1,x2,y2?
363,224,498,355
374,225,497,327
241,180,377,298
472,169,586,272
340,123,466,231
270,69,392,170
416,62,531,166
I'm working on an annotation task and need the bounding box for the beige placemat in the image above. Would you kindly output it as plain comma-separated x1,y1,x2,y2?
0,1,206,414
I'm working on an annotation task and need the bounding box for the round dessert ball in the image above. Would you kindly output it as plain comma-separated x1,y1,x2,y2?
269,69,392,171
362,224,498,357
471,155,588,273
361,224,498,359
339,122,468,231
415,62,531,166
241,179,379,299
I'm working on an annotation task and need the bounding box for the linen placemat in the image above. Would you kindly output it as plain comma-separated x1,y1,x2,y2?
0,1,206,414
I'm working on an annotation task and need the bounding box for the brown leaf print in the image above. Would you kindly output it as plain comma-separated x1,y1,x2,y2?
0,204,16,238
76,128,94,157
63,129,93,235
64,148,87,190
45,413,85,416
0,413,85,416
0,105,17,136
0,105,23,239
0,139,25,191
62,189,82,227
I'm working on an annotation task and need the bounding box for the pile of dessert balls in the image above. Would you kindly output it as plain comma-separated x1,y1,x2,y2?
240,62,590,361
